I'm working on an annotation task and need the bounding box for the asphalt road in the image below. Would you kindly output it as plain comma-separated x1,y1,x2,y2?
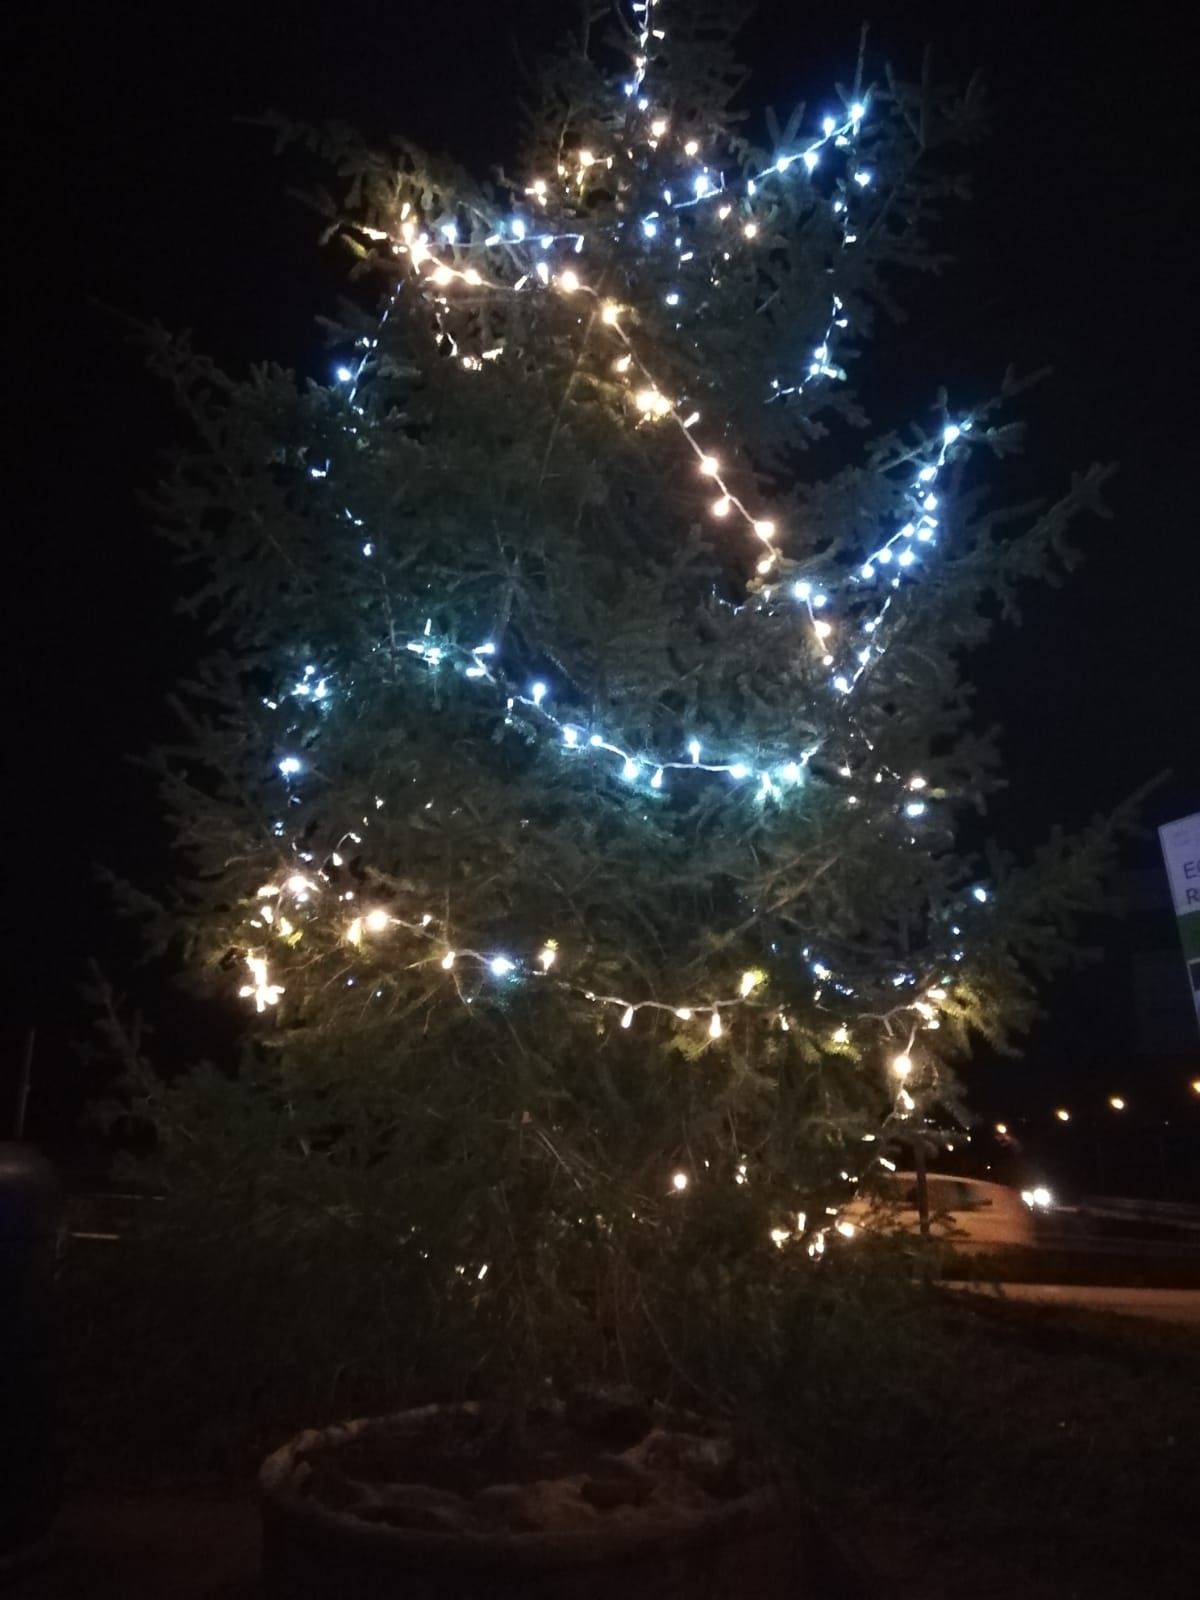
950,1281,1200,1326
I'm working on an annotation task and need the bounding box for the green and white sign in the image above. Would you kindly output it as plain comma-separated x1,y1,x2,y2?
1159,811,1200,1032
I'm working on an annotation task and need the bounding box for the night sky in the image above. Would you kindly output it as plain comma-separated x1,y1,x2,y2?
9,2,1197,1185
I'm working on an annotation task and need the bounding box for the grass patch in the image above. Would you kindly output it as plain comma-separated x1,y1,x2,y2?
943,1243,1200,1288
55,1238,1200,1597
801,1291,1200,1599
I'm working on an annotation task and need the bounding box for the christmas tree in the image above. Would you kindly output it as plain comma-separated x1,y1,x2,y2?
134,0,1117,1395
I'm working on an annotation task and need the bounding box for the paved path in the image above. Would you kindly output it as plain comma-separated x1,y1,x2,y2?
949,1280,1200,1326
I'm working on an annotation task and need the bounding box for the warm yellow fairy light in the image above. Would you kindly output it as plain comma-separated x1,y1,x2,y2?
1055,1108,1070,1123
621,1005,634,1028
743,221,758,238
538,943,557,971
684,139,699,156
699,454,719,475
740,969,761,997
635,388,659,412
814,620,832,639
559,269,581,292
709,1010,722,1038
675,1007,693,1020
897,1087,915,1112
1108,1095,1126,1111
769,1227,790,1247
346,917,363,946
891,1054,913,1078
601,302,620,324
712,496,731,517
463,268,482,286
432,265,453,286
832,1026,849,1044
650,117,668,137
672,1171,689,1191
364,909,390,933
239,955,283,1013
578,149,595,167
753,519,775,541
995,1122,1008,1136
1191,1080,1200,1095
440,950,456,970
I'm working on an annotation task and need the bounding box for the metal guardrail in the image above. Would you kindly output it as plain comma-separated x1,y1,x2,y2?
1038,1231,1200,1261
1077,1195,1200,1230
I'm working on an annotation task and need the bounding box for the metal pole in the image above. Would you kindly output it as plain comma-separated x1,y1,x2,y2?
13,1027,35,1140
914,1140,930,1241
1157,1126,1170,1200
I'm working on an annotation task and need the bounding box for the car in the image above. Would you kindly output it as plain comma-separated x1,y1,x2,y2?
838,1172,1041,1250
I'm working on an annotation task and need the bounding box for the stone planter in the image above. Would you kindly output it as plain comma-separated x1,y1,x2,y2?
258,1402,818,1599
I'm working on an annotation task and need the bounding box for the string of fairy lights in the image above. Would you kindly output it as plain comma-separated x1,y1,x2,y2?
231,0,1004,1243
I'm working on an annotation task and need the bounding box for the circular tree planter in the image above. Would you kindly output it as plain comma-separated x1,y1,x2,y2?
258,1397,816,1599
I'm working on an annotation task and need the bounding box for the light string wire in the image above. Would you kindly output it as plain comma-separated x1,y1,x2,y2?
236,2,991,1219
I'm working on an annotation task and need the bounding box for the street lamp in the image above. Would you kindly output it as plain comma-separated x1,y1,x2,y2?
1108,1096,1126,1111
1054,1108,1071,1123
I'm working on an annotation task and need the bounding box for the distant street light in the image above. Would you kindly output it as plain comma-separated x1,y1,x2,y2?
995,1122,1008,1136
1054,1108,1071,1123
1191,1080,1200,1096
1108,1096,1126,1111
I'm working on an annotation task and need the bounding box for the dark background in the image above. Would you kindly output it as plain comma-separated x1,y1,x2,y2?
7,1,1197,1193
